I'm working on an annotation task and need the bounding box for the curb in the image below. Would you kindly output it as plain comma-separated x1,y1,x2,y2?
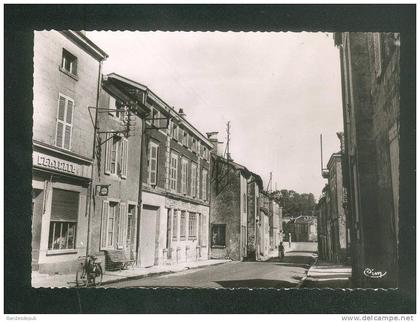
98,260,231,287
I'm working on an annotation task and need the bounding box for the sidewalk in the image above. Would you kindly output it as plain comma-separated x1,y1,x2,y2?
300,259,352,288
32,259,231,288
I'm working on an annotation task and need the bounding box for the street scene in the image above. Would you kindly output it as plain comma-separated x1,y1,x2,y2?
31,30,400,289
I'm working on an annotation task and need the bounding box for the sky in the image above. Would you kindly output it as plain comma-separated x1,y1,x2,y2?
87,31,343,199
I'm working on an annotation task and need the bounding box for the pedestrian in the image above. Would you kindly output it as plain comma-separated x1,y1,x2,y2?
278,242,285,260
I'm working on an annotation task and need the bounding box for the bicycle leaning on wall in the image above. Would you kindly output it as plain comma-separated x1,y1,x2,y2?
75,255,103,287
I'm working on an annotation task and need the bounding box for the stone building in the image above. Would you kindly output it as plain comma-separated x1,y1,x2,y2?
209,155,251,261
119,75,213,268
88,73,150,266
246,172,264,260
32,31,108,273
334,32,400,287
318,152,349,263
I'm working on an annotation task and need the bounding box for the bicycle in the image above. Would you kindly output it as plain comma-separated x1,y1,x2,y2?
75,255,103,287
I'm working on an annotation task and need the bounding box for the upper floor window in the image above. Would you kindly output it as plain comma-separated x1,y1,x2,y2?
105,134,128,178
191,162,197,197
148,141,158,185
191,138,197,153
182,129,189,147
171,122,179,141
56,94,74,150
202,169,208,201
61,49,77,76
170,152,178,192
181,158,188,195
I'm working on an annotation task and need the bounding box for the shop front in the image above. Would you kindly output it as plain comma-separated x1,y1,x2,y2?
32,146,92,274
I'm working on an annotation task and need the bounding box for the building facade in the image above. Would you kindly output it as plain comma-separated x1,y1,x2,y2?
88,73,150,266
124,77,214,268
32,31,107,273
335,32,400,287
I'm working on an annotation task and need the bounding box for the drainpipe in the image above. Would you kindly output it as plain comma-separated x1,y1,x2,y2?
136,118,146,266
85,60,103,259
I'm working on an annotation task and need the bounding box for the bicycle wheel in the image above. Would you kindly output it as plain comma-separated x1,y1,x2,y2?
76,269,88,287
93,263,103,287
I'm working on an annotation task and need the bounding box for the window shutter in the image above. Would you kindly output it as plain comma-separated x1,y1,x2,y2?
101,200,109,249
56,122,64,148
118,203,126,248
121,138,128,179
104,133,111,174
66,100,73,124
64,125,71,149
150,144,158,185
58,97,66,121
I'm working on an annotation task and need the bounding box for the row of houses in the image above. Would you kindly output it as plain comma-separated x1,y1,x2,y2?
31,30,282,274
317,32,400,288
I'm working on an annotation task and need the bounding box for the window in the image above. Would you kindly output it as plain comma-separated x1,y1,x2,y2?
211,224,226,247
56,95,74,150
105,134,128,178
188,213,197,240
182,130,188,146
172,211,178,240
100,200,127,249
152,108,159,127
191,163,197,197
61,49,77,75
110,136,119,175
48,189,79,250
181,158,188,195
171,122,179,140
191,138,197,153
180,211,186,240
109,96,126,120
170,152,178,192
148,142,158,185
202,169,208,200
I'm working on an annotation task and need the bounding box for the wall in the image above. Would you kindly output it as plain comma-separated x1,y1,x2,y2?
33,31,99,158
209,159,242,260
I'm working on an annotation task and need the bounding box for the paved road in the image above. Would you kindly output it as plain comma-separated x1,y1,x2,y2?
105,242,318,288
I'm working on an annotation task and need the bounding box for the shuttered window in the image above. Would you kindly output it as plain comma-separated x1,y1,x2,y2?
170,152,178,192
181,158,188,194
101,200,127,249
180,211,186,240
148,142,158,185
56,94,74,150
202,169,208,200
48,189,79,250
121,138,128,179
191,162,197,197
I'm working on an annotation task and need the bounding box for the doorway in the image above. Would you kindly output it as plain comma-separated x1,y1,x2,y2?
139,205,159,267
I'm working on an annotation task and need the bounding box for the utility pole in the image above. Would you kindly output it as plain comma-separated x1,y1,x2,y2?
266,171,272,192
225,121,231,161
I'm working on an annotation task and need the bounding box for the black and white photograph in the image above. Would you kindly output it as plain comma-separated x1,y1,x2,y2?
4,3,416,317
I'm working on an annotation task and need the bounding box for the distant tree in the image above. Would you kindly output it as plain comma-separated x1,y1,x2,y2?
271,190,316,217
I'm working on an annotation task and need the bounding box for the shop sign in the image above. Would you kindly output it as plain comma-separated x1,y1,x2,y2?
33,151,80,175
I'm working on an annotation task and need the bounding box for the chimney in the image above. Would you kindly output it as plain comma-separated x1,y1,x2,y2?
178,108,186,118
206,132,223,157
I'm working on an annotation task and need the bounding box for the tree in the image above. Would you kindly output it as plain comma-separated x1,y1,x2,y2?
270,190,316,217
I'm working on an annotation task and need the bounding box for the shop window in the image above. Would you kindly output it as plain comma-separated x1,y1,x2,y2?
211,224,226,247
188,213,197,240
148,141,158,185
180,211,186,240
48,189,79,250
61,49,77,76
56,94,74,150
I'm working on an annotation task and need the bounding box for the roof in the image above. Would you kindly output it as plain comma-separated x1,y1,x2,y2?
105,73,213,148
60,31,108,61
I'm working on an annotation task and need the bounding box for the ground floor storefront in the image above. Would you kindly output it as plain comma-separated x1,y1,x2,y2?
31,147,92,274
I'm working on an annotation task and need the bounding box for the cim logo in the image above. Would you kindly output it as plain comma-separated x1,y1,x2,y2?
363,268,387,279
